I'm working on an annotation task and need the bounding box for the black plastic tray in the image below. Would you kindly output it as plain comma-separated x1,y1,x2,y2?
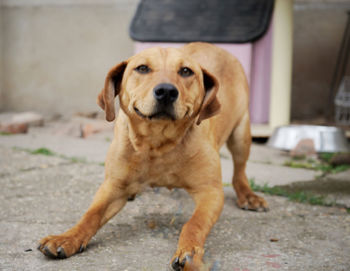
130,0,274,43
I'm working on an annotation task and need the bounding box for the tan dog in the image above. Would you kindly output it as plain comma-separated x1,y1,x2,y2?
38,42,268,270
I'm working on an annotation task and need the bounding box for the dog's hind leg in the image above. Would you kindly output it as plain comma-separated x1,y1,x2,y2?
38,179,128,258
226,112,268,211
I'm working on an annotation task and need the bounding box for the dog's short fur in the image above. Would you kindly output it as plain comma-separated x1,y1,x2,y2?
38,42,268,270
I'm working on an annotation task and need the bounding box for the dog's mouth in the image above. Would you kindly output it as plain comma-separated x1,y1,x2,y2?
134,107,176,121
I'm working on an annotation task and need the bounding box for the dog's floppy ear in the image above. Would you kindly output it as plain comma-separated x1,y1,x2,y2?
196,69,221,125
97,61,127,122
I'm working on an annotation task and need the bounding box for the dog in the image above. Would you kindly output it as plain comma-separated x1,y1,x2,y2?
38,42,268,270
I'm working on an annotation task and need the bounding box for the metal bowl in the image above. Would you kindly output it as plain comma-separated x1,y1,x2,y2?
267,125,350,153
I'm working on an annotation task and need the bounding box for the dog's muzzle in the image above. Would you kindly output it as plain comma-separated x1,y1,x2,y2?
153,83,179,105
134,83,179,121
152,83,178,120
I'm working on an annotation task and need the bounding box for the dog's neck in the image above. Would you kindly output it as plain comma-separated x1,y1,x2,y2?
125,116,194,157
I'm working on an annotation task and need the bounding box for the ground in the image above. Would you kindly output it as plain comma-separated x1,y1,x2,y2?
0,119,349,271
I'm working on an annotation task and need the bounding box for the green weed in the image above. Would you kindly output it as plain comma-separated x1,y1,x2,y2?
30,147,55,156
13,147,89,165
284,156,350,174
0,131,12,135
224,180,334,208
319,152,335,163
249,179,333,207
62,156,87,163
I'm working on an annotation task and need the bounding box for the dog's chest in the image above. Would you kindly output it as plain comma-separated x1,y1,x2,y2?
135,153,183,188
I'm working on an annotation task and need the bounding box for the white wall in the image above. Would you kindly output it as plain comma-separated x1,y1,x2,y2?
0,2,4,109
1,0,138,116
2,0,350,121
292,0,350,120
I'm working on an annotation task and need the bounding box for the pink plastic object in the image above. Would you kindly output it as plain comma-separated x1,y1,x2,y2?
249,18,273,124
134,20,273,124
134,42,252,84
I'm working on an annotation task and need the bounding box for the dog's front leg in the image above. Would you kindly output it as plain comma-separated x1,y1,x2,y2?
171,186,224,271
38,179,128,259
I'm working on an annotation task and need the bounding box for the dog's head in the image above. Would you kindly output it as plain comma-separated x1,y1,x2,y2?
97,47,220,125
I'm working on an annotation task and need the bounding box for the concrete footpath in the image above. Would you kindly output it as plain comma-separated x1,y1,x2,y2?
0,120,349,271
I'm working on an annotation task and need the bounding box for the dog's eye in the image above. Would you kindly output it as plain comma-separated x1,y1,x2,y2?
135,65,151,74
178,67,194,77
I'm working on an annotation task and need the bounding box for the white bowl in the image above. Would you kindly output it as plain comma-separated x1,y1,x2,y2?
267,125,350,153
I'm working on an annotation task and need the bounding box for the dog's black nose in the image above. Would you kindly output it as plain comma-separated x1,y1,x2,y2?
153,83,178,104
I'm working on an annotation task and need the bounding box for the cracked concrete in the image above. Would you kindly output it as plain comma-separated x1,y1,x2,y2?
0,122,349,271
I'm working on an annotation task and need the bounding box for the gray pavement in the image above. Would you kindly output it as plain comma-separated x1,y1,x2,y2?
0,122,320,187
0,121,350,271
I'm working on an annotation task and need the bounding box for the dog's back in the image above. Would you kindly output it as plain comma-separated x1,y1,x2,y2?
182,42,250,147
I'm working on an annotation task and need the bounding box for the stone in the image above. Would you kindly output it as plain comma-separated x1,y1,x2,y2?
81,121,113,138
290,138,316,158
11,112,44,127
51,117,113,138
51,121,82,138
330,153,350,166
0,122,28,134
0,111,44,134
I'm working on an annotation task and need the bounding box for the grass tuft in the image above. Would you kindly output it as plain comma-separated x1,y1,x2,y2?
13,147,91,165
29,147,55,156
249,179,333,207
284,156,350,174
62,156,87,163
0,131,12,136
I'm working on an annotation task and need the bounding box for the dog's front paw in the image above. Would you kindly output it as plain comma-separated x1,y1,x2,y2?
237,192,268,211
171,246,205,271
38,233,87,259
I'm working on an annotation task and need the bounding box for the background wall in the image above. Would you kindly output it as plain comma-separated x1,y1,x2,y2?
1,0,350,122
0,4,4,109
292,0,350,121
0,0,138,116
